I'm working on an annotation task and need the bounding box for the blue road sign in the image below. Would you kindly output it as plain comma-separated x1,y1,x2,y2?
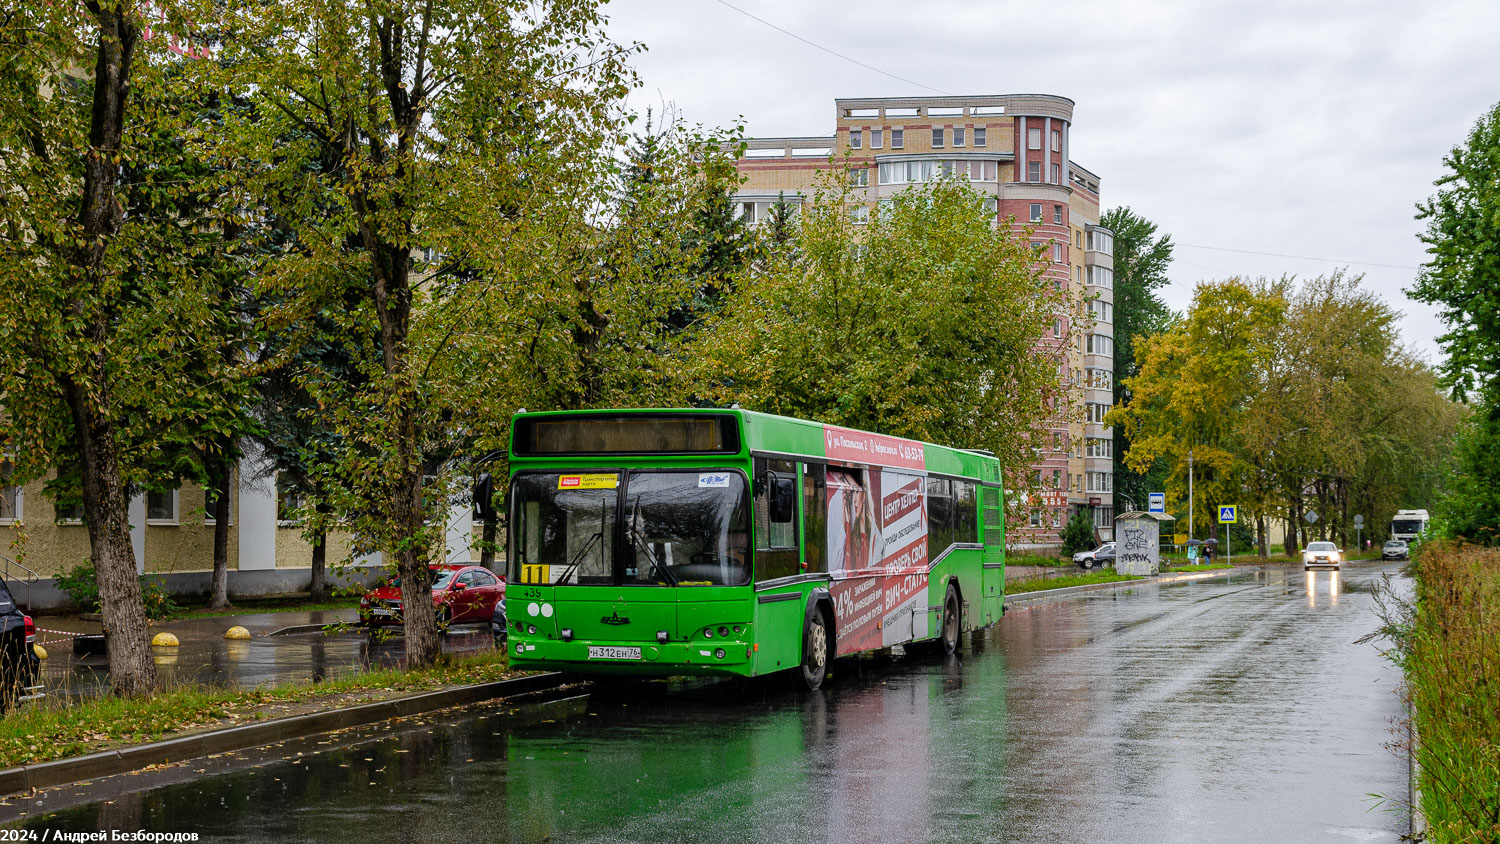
1218,505,1237,524
1148,492,1166,513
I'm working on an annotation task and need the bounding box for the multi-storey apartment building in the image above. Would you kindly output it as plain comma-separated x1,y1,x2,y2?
731,94,1114,547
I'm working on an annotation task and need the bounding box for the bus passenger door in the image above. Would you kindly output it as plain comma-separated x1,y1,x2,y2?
979,485,1005,625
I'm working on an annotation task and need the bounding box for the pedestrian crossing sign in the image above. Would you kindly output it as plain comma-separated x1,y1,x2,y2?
1218,505,1237,524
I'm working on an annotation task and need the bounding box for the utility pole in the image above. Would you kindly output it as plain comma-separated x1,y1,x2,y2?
1188,447,1195,540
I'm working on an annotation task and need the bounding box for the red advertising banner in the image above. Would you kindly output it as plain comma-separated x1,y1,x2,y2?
823,425,926,470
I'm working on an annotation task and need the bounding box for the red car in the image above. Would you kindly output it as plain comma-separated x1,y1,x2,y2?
360,564,505,631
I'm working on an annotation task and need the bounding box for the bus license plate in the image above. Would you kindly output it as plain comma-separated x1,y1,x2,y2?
588,646,642,661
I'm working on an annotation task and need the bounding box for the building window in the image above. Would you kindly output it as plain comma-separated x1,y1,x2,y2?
1027,161,1041,182
878,160,935,185
1086,471,1113,493
851,205,870,225
147,488,178,524
1051,130,1061,152
849,128,861,149
1088,266,1114,289
983,197,998,215
1075,265,1083,285
974,127,986,146
1054,205,1063,224
1086,402,1112,424
891,128,903,149
739,202,756,223
277,474,303,525
56,500,82,524
1086,368,1114,391
0,459,20,524
1054,242,1065,262
1086,334,1114,357
1051,163,1061,184
932,128,944,148
1029,509,1043,528
1052,470,1063,489
871,128,883,149
1052,509,1062,529
1053,318,1062,338
204,486,232,525
953,127,965,147
1027,128,1042,150
1090,300,1113,323
850,168,869,187
1029,203,1042,222
1093,506,1114,529
1076,230,1083,247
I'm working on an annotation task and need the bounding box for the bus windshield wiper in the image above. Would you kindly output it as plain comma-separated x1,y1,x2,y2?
553,497,610,584
629,500,676,585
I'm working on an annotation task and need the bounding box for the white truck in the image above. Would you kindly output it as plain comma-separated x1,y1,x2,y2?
1389,509,1429,542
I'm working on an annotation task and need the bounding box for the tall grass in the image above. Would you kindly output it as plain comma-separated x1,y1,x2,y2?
1391,541,1500,841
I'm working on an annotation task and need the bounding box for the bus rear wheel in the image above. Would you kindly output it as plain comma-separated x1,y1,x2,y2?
940,586,960,655
801,609,830,691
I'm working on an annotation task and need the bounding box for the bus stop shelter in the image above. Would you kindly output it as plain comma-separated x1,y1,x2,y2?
1113,511,1176,576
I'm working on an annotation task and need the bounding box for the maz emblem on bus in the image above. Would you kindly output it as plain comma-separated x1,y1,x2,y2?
601,611,631,626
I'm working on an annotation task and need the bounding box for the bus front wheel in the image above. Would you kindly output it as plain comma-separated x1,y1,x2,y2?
801,608,830,691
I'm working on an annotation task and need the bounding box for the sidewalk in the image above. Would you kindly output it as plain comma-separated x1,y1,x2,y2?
33,605,494,701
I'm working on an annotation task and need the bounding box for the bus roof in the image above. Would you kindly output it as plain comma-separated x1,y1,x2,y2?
510,408,1001,482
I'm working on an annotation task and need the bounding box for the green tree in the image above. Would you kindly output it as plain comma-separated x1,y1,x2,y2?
1060,510,1096,557
1099,207,1174,511
0,1,242,694
217,0,639,665
699,177,1069,486
1116,273,1460,555
1411,102,1500,543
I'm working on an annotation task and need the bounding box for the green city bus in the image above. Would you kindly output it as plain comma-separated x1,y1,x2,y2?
502,408,1006,689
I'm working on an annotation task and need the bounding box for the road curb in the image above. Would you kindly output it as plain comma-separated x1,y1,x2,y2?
1003,567,1236,606
3,671,567,797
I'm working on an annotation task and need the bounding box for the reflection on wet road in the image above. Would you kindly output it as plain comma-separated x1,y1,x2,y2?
10,564,1409,843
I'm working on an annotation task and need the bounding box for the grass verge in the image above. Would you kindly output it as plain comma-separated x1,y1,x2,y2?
1161,563,1235,573
0,650,513,770
1006,571,1141,594
1006,553,1069,568
170,595,361,619
1378,541,1500,840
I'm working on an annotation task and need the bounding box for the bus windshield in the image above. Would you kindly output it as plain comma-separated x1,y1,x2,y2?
511,471,749,587
1391,519,1423,534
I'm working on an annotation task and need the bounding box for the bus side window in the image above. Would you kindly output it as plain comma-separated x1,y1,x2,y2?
802,463,828,573
928,477,953,559
954,481,978,544
755,457,800,580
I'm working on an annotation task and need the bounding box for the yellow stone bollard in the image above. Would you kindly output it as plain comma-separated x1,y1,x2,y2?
224,626,252,640
151,631,180,647
33,644,47,660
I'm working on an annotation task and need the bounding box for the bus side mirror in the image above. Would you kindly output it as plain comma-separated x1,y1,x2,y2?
473,473,494,520
771,476,796,524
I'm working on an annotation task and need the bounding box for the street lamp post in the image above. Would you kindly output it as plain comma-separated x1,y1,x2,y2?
1188,447,1194,541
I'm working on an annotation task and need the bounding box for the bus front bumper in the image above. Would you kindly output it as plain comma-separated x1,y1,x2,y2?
508,637,755,675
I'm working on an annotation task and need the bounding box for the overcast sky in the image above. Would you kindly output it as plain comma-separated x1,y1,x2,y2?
606,0,1500,366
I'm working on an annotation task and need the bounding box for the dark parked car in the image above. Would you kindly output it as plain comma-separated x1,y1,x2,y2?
491,598,507,641
0,578,40,711
1381,540,1409,561
1073,543,1117,570
360,564,506,632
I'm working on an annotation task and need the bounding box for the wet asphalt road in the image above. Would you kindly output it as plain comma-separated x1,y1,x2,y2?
6,564,1410,843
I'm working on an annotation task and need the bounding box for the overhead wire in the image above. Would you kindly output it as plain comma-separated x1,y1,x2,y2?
708,0,951,96
1175,243,1419,271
